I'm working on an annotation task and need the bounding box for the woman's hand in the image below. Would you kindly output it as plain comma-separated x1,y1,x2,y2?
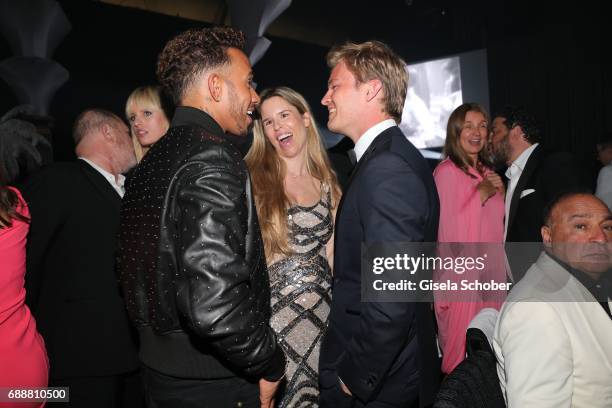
485,172,505,195
477,178,497,204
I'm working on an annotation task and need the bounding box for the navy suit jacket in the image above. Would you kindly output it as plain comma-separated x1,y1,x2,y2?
319,126,441,405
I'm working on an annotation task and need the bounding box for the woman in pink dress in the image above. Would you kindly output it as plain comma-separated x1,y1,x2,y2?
433,103,506,374
0,176,48,407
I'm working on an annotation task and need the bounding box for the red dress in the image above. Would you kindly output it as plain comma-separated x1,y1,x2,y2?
0,187,48,408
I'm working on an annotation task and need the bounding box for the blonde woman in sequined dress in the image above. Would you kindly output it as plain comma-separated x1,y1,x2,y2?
246,87,341,407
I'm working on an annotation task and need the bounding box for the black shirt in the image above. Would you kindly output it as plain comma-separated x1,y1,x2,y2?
548,253,612,320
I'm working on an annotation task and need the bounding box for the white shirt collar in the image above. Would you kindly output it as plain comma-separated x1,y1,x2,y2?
505,143,539,180
79,157,125,197
353,119,397,162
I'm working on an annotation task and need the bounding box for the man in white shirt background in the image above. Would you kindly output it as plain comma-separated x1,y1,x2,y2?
489,105,586,281
22,109,141,408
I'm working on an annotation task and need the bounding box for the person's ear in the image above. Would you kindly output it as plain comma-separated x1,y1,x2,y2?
208,73,223,102
102,123,114,142
511,125,526,142
541,225,552,247
302,111,311,128
365,79,383,103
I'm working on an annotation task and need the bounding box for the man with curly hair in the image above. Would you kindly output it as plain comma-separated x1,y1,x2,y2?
117,27,285,408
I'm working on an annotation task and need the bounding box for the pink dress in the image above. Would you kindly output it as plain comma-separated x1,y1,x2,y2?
0,187,48,408
433,159,505,374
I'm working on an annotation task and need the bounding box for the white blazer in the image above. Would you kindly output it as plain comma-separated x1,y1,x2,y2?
494,252,612,408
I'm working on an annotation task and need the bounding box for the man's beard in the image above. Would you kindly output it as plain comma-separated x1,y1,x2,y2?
226,80,250,136
492,135,511,169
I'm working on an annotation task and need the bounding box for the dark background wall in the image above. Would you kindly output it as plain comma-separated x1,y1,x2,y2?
0,0,608,179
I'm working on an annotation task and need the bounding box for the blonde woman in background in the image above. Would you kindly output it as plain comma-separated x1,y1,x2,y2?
245,86,341,407
125,85,171,162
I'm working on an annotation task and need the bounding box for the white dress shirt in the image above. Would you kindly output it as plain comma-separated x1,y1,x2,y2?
504,143,539,240
79,157,126,198
353,119,397,162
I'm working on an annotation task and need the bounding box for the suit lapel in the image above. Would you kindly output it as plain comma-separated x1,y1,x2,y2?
78,160,122,213
507,145,542,234
336,129,393,215
537,252,605,302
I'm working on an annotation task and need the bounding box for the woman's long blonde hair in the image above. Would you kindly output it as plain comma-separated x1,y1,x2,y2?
245,87,341,258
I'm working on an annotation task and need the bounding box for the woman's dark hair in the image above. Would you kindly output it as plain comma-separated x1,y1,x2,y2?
0,163,29,228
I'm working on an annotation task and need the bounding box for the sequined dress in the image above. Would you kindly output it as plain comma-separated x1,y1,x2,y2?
268,184,333,407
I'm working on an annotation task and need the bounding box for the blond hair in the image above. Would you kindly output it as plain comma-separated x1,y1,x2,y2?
245,87,341,258
326,40,407,122
125,85,168,162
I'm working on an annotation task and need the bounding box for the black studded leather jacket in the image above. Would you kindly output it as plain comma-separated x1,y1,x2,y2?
118,107,284,380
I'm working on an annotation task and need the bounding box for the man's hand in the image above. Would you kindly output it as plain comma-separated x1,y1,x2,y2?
259,378,281,408
340,379,353,396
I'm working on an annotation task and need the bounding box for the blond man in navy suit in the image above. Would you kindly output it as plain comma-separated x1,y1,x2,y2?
318,40,440,408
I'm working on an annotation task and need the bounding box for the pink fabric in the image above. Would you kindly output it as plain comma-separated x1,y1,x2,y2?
0,187,48,408
433,159,505,374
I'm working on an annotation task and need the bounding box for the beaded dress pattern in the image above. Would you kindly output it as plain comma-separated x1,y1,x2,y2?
269,183,333,407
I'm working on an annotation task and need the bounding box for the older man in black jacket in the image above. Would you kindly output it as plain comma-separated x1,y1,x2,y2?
23,109,140,407
117,27,285,408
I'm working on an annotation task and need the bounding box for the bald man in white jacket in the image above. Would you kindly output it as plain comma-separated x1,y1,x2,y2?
494,193,612,408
